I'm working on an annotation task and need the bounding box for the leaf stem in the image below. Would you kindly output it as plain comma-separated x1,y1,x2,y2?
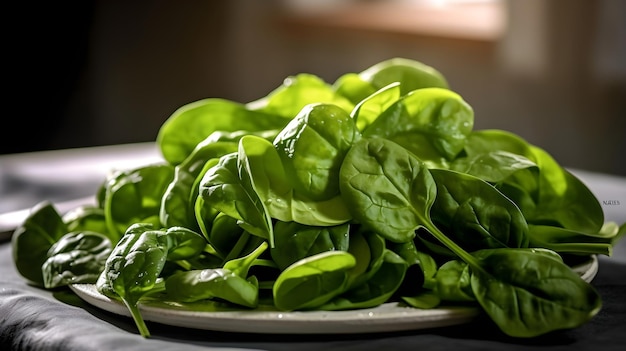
122,298,150,338
422,222,486,275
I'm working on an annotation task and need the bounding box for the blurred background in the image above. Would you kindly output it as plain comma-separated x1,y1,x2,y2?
4,0,625,175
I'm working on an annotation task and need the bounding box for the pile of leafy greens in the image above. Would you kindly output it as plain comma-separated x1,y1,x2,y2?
12,58,625,339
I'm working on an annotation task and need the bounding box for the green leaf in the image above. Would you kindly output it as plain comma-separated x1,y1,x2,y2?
63,205,109,240
273,103,360,200
363,88,474,160
462,130,605,233
350,82,402,131
165,269,259,308
428,168,530,252
239,135,352,226
434,259,475,302
271,221,350,271
12,201,70,286
471,248,602,338
339,137,437,243
528,224,616,256
320,249,408,310
199,152,274,245
527,146,604,232
157,98,289,165
99,223,207,337
250,73,355,118
402,291,441,309
360,57,449,94
103,164,175,239
451,150,538,183
273,251,356,311
42,231,112,288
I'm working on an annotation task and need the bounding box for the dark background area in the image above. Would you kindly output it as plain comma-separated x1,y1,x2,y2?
3,0,625,175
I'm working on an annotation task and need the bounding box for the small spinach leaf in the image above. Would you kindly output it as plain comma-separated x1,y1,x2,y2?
157,98,289,165
199,152,274,245
271,221,350,271
428,168,529,253
42,231,112,288
12,201,70,286
273,251,356,311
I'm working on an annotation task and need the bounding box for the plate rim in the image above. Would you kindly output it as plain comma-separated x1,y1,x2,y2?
69,254,598,334
69,283,480,334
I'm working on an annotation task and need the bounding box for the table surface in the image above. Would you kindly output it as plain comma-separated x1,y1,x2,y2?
1,143,625,351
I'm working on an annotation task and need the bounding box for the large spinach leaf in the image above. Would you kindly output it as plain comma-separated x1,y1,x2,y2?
362,88,473,160
339,137,437,243
470,248,601,338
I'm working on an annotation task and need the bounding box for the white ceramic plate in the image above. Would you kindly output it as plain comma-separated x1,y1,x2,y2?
70,255,598,334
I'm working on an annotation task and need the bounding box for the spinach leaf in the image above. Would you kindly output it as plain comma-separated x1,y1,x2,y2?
527,145,604,232
428,168,529,253
99,224,207,337
401,292,442,310
389,239,438,292
339,137,437,243
164,242,268,308
237,135,292,220
199,152,274,245
12,201,71,286
157,98,289,165
178,137,241,177
338,136,602,337
63,205,108,238
334,57,449,105
273,103,360,200
451,150,538,183
332,72,377,107
362,87,473,160
160,166,199,230
203,212,244,259
433,259,474,302
431,246,564,305
470,248,602,338
320,249,408,311
463,129,531,156
165,269,259,308
42,231,112,288
350,82,402,131
239,135,352,226
250,73,355,118
102,164,175,240
273,251,356,311
161,137,241,231
343,230,374,286
270,221,350,271
528,224,617,256
462,130,605,233
359,57,449,95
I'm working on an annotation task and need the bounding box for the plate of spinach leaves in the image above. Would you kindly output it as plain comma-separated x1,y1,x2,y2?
13,58,625,339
